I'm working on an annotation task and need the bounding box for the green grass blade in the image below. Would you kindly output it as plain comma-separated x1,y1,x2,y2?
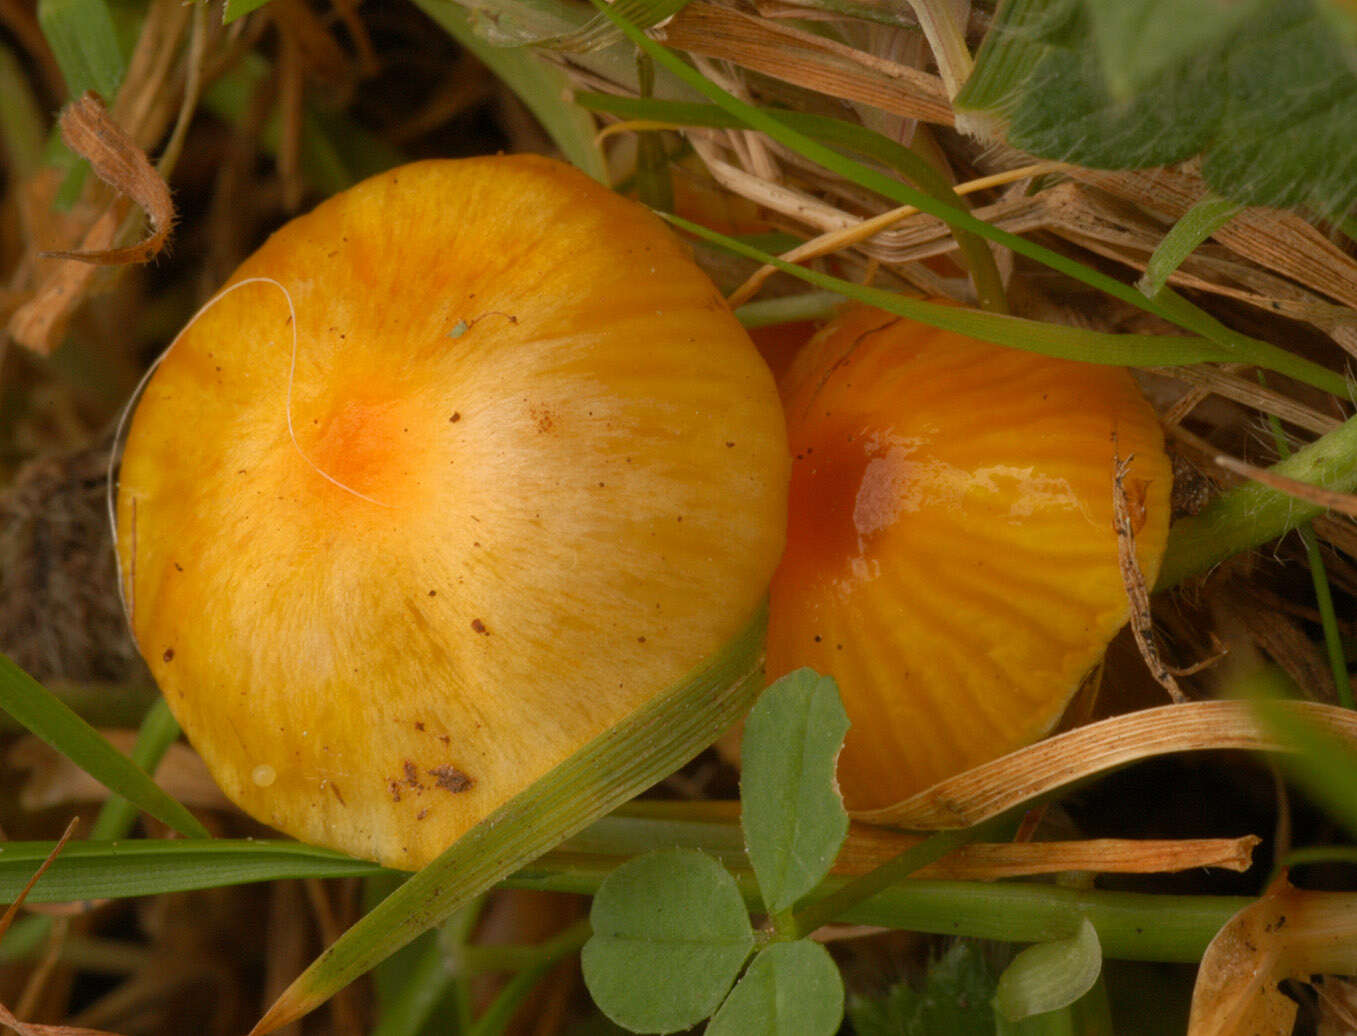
0,655,208,839
664,213,1232,366
411,0,607,182
0,839,385,904
368,918,463,1036
0,829,1255,965
1138,194,1244,298
37,0,126,98
252,603,768,1035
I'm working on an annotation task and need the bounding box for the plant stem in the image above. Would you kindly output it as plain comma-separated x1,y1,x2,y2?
790,818,1007,937
506,865,1247,963
1157,413,1357,589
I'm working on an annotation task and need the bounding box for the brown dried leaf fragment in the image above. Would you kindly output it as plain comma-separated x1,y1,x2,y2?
1188,874,1357,1036
42,92,175,266
857,700,1357,829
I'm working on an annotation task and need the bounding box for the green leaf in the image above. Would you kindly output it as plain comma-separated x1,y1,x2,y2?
1198,0,1357,215
0,655,208,840
707,940,844,1036
410,0,607,183
1008,31,1221,170
582,848,754,1033
37,0,126,99
1083,0,1265,101
961,0,1357,218
993,917,1102,1023
741,669,849,915
848,942,996,1036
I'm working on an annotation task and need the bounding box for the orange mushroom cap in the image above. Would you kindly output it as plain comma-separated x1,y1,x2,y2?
116,155,788,869
766,304,1171,811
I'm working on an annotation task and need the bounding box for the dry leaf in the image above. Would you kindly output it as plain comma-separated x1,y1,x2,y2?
1188,874,1357,1036
42,92,175,266
856,700,1357,829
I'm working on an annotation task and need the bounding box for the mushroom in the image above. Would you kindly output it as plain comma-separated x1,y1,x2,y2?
115,155,789,869
765,304,1171,811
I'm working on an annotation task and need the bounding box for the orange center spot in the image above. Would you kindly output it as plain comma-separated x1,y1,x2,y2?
308,395,409,502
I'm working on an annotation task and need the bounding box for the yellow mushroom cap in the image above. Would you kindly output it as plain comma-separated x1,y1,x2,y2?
116,155,788,869
766,305,1171,812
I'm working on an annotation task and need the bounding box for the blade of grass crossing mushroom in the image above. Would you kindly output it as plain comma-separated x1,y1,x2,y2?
250,604,768,1036
589,0,1352,398
0,655,208,839
410,0,606,183
664,213,1233,366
